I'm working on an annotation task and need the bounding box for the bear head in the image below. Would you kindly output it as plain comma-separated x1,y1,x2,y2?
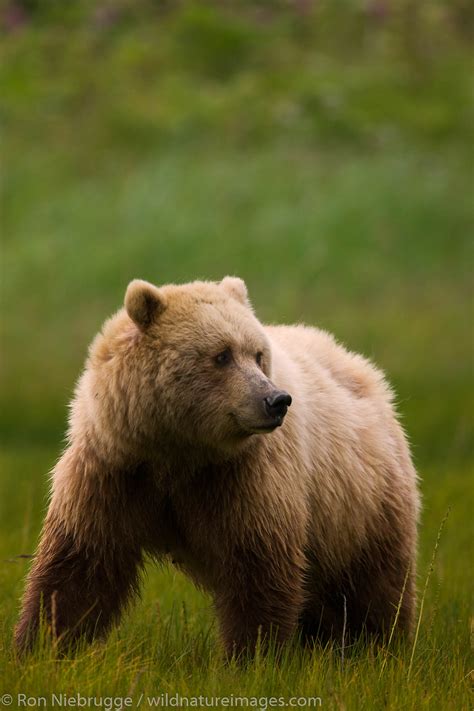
74,277,291,461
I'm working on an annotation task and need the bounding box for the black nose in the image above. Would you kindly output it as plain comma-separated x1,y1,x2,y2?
264,390,292,419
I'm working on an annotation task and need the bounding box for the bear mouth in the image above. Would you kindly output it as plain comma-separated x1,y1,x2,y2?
251,420,282,433
233,414,284,436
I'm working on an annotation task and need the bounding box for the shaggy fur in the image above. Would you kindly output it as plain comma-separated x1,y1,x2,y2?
15,277,420,656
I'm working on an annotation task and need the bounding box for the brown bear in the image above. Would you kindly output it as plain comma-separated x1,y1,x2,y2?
15,277,420,656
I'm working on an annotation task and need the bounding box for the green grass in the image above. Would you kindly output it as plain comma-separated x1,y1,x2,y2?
0,448,471,708
1,4,473,709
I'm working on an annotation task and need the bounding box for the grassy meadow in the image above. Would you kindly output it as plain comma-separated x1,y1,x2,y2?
1,3,473,709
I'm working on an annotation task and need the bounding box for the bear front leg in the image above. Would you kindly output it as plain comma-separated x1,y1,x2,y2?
14,445,154,652
14,511,144,652
214,543,306,659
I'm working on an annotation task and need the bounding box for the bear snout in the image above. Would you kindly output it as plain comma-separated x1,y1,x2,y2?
231,388,292,435
245,388,292,432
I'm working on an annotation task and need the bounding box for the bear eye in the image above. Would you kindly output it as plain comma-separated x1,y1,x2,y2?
256,351,264,367
214,348,232,367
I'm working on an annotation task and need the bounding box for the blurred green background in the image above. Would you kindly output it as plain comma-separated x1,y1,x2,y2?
0,1,473,705
1,0,472,465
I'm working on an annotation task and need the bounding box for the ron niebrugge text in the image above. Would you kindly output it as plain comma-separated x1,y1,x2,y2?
4,692,323,709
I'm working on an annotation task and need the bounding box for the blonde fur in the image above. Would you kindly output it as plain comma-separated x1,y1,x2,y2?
15,277,420,655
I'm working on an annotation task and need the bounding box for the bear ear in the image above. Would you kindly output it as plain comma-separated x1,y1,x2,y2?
125,279,167,330
220,276,251,307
